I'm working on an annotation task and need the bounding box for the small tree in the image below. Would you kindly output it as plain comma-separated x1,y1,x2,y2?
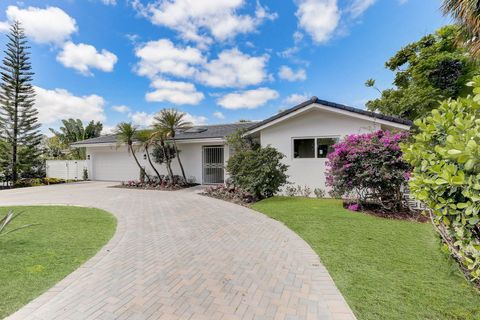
153,109,192,182
115,122,150,183
226,146,288,199
226,128,260,153
326,130,410,211
151,142,176,183
136,129,162,182
402,76,480,284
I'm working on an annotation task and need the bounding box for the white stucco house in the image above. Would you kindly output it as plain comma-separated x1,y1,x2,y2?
72,97,411,189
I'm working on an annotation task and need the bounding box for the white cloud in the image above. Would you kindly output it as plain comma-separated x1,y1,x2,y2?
135,39,204,79
135,42,269,90
34,86,106,126
145,79,204,105
0,21,9,33
128,111,207,126
197,48,268,88
284,93,309,105
218,87,278,110
1,6,77,45
112,105,130,113
213,111,225,120
134,0,276,46
129,111,156,126
101,0,117,5
102,125,117,134
278,66,306,81
295,0,339,44
183,113,208,125
348,0,377,18
57,41,118,75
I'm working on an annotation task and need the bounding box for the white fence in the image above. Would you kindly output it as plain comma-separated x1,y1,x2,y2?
46,160,87,180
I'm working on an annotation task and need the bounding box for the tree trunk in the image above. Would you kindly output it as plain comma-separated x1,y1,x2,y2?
160,139,174,182
145,146,162,181
172,138,187,183
130,144,150,183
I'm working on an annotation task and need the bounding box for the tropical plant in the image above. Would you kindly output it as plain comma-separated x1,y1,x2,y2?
115,122,150,183
365,25,479,120
442,0,480,56
285,185,297,197
153,109,192,181
151,141,176,183
49,118,103,159
313,187,326,198
402,76,480,284
0,210,38,237
226,146,289,199
326,130,410,212
150,125,176,183
226,128,260,153
0,21,42,184
135,129,162,181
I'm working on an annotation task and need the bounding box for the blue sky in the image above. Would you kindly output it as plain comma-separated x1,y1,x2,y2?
0,0,449,133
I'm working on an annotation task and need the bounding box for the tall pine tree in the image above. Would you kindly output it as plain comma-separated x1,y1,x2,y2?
0,21,41,184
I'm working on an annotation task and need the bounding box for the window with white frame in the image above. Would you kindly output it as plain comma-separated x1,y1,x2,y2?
293,137,339,159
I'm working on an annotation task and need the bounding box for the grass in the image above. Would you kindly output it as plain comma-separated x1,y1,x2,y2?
0,206,116,318
252,197,480,320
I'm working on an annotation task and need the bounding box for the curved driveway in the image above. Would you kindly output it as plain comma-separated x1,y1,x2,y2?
1,182,355,320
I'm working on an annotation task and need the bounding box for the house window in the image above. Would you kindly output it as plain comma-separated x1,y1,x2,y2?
293,139,315,158
293,137,339,159
317,137,338,158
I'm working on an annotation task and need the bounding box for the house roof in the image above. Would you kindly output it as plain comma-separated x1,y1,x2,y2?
246,96,412,132
71,122,257,146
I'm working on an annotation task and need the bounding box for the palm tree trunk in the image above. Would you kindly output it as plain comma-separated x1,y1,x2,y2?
145,146,162,181
172,138,187,182
160,139,174,182
130,144,150,182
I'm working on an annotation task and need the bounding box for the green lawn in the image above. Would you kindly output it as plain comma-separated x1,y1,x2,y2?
252,197,480,320
0,206,116,319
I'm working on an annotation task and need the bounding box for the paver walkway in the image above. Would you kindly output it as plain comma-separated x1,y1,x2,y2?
0,182,356,320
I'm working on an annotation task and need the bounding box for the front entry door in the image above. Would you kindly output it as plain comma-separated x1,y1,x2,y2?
202,146,225,184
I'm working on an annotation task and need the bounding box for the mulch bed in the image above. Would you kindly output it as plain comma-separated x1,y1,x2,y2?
112,183,198,191
343,201,429,222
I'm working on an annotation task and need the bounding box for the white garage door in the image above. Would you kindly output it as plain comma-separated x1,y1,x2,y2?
92,150,140,181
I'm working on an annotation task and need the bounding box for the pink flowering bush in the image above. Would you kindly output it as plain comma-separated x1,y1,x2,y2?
326,130,410,212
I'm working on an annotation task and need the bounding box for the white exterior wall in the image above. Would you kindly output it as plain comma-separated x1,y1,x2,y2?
260,108,381,191
86,141,229,184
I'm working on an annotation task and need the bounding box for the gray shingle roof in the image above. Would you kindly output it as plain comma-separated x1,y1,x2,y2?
72,97,411,147
246,96,412,132
71,122,257,146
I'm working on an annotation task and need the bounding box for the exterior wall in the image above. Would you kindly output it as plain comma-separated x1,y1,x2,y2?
86,141,229,184
259,108,381,191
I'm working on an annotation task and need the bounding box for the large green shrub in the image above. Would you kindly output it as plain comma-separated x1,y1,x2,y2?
226,146,288,199
402,76,480,283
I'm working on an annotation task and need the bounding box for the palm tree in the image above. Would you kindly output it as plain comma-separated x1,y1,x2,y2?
153,109,192,182
442,0,480,55
150,124,175,182
136,129,162,181
115,122,150,182
49,118,103,159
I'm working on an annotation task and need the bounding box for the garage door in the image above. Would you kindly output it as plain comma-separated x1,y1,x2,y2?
92,150,140,181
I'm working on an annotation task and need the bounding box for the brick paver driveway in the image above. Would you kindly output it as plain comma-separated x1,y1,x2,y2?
1,182,355,320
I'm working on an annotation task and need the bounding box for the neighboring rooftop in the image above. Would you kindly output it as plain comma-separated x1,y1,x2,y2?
71,122,257,146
